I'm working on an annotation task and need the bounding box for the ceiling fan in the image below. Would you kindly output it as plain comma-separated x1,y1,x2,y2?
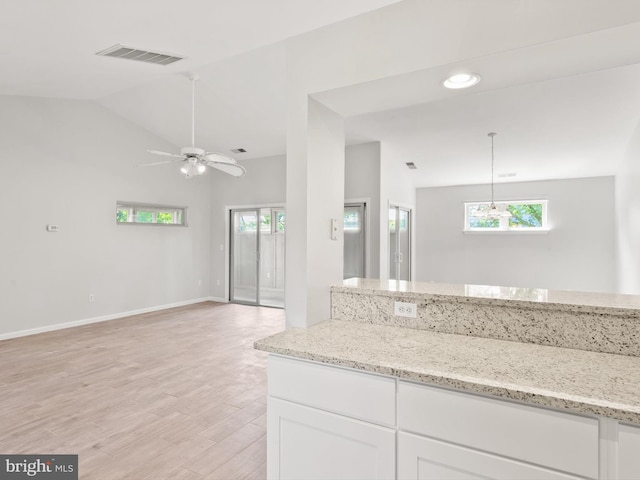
137,73,246,178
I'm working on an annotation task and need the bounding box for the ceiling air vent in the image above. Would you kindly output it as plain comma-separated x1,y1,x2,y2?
95,44,185,66
231,148,247,154
405,162,417,170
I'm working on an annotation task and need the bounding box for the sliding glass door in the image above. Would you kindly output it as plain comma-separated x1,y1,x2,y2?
389,205,411,281
230,207,285,308
344,203,366,279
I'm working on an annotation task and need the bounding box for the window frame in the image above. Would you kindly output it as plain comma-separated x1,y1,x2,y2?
116,201,188,227
463,199,549,233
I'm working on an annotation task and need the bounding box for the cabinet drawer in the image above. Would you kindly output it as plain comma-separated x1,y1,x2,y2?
398,432,585,480
398,382,598,479
619,423,640,480
268,355,396,426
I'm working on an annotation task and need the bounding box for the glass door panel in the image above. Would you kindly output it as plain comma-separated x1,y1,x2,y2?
259,208,285,308
389,205,411,281
398,208,411,281
344,203,366,279
231,209,259,304
389,207,398,280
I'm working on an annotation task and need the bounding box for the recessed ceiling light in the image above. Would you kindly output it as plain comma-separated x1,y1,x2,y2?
443,73,481,89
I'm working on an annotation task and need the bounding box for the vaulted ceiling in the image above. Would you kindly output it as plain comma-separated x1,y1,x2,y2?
4,0,640,188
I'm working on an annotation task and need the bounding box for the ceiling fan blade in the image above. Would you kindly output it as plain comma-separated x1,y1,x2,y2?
206,161,246,177
147,149,185,158
204,152,237,165
136,158,184,167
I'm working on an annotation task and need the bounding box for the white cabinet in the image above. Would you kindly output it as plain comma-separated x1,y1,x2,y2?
619,423,640,480
397,381,599,480
267,355,396,480
398,432,585,480
266,355,637,480
268,397,395,480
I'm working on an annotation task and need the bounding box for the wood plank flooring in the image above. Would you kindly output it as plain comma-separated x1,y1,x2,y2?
0,302,285,479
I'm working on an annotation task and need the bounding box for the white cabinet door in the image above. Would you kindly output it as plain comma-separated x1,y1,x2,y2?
398,432,585,480
619,423,640,480
268,397,395,480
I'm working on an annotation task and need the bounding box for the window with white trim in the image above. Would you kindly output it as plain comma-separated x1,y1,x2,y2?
464,200,548,232
116,202,187,226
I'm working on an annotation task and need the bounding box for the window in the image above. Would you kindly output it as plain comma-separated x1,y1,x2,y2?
116,202,187,226
235,209,284,234
464,200,548,232
274,209,285,233
344,208,361,232
389,208,409,234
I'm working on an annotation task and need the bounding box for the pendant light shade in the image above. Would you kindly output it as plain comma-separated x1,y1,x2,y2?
472,132,512,219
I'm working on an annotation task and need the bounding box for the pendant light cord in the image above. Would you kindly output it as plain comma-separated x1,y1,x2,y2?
488,132,497,204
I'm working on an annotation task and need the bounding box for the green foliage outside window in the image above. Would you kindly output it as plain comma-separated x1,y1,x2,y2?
137,211,153,223
156,212,174,224
508,204,543,228
466,201,547,231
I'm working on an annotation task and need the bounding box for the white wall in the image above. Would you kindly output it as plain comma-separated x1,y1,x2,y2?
345,142,381,278
209,154,287,300
283,0,622,326
415,177,615,293
616,121,640,295
379,143,417,280
209,144,390,301
0,96,213,337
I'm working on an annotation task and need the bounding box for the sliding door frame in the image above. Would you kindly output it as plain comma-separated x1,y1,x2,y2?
225,203,285,306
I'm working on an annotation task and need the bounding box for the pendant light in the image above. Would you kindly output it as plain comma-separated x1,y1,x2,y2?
472,132,512,219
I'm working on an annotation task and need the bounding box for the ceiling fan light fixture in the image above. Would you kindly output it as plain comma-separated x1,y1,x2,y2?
138,73,246,178
443,72,481,89
180,160,206,178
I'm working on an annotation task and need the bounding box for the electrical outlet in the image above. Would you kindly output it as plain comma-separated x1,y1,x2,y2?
394,301,417,318
88,294,95,303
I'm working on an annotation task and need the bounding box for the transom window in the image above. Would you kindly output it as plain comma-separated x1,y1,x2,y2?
116,202,187,226
464,200,548,232
235,209,285,234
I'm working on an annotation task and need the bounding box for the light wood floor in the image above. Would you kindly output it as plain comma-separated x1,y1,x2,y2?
0,302,285,479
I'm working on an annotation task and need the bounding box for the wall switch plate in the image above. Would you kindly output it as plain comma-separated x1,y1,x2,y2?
394,301,417,318
88,294,95,303
330,218,339,240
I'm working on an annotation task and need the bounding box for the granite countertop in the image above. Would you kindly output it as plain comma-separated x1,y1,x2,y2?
337,278,640,317
255,319,640,425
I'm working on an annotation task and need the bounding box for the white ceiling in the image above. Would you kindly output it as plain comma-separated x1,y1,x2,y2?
317,22,640,187
0,0,399,99
4,1,640,186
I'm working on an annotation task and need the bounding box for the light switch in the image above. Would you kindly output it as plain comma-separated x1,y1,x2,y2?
46,225,60,232
331,218,339,240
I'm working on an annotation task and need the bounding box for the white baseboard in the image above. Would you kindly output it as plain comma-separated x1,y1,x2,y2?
209,296,229,303
0,296,228,341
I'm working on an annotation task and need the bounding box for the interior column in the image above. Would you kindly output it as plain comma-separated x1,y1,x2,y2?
285,96,345,328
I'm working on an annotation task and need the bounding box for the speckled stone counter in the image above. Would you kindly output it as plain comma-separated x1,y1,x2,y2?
255,319,640,425
332,279,640,356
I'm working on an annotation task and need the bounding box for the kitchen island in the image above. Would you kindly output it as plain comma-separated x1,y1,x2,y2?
255,280,640,480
